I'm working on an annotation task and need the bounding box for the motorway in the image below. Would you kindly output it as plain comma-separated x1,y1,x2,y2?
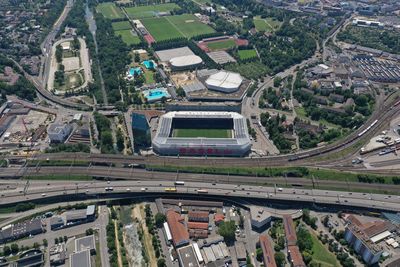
2,165,400,193
0,179,399,213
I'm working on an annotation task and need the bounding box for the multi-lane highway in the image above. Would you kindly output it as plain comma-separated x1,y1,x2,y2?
0,179,398,212
1,164,400,200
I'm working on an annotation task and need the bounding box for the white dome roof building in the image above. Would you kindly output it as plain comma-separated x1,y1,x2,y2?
205,71,243,93
169,55,203,71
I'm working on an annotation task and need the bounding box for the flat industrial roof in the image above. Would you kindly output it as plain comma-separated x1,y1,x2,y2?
75,235,95,252
178,245,200,267
70,250,91,267
370,230,391,243
156,47,195,62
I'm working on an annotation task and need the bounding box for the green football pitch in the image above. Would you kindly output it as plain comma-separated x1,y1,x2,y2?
207,39,236,51
115,30,141,45
96,3,124,19
124,3,180,19
172,129,232,138
141,14,215,42
112,21,131,31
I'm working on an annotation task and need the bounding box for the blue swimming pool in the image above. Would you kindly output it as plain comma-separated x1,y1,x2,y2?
129,67,142,76
142,60,155,69
143,88,171,102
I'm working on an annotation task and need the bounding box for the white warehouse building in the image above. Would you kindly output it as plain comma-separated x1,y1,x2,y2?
205,71,243,93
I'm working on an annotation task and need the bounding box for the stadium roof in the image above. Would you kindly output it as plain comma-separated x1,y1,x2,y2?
170,55,202,68
152,111,251,156
205,71,243,92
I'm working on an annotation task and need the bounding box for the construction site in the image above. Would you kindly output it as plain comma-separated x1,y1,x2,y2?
0,101,55,150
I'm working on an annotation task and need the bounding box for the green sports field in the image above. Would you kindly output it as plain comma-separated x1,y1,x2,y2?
207,39,236,51
112,21,131,31
172,129,232,138
238,49,258,60
96,2,124,19
167,14,215,38
141,14,215,42
115,30,141,45
124,3,180,19
141,17,182,41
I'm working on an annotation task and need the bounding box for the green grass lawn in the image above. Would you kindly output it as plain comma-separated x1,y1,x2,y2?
167,14,215,38
96,2,124,19
238,49,258,60
254,16,282,32
112,21,131,31
115,29,141,45
225,61,269,80
141,17,183,41
124,3,180,19
207,39,236,51
310,232,341,267
144,70,155,84
172,128,232,138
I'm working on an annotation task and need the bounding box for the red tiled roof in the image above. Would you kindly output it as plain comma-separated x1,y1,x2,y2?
288,245,306,267
187,222,209,230
363,221,391,238
283,215,297,246
214,214,225,223
166,210,189,247
346,215,363,227
259,235,277,267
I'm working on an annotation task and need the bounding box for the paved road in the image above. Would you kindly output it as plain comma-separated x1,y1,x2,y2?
97,205,110,267
0,179,398,212
2,165,400,193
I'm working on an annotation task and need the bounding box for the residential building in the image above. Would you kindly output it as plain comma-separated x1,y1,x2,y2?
250,206,272,230
259,235,277,267
344,215,393,265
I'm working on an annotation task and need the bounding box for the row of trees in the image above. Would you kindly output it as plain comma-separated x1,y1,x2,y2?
94,112,114,153
95,14,130,104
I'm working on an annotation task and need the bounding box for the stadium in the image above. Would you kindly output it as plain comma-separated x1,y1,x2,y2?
152,111,252,156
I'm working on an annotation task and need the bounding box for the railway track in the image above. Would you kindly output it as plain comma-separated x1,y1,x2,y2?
3,166,399,193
